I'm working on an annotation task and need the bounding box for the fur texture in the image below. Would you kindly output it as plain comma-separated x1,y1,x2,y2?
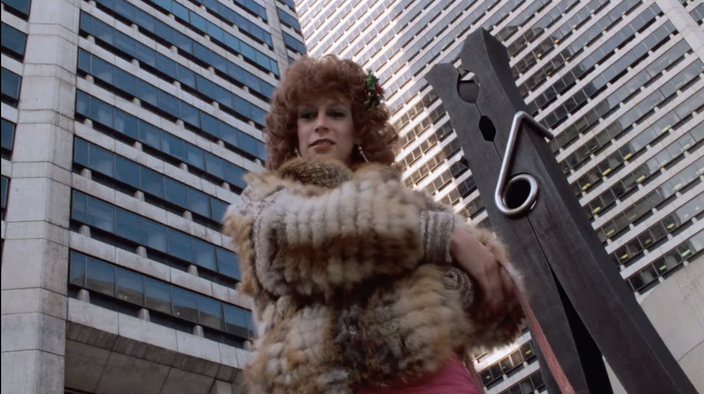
223,158,525,394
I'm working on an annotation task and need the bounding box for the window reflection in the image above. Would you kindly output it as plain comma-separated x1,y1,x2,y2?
86,256,115,296
145,277,172,314
116,267,144,305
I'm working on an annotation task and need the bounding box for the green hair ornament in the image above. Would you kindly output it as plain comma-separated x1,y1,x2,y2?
364,69,385,110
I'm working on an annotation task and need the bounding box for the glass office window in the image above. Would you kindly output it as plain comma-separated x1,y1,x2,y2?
192,238,217,271
1,0,31,17
223,304,249,337
141,167,164,199
142,219,168,253
1,119,16,152
216,247,240,279
115,156,141,189
116,267,145,305
1,23,27,59
168,229,193,262
145,277,172,314
86,256,116,296
115,208,142,243
69,251,87,286
172,286,199,322
164,177,188,209
1,68,22,105
87,196,115,233
198,295,223,330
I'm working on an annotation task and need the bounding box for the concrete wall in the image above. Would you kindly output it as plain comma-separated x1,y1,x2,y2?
1,0,80,391
607,258,704,394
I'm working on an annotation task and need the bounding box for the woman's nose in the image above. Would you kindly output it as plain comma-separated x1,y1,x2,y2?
314,116,330,133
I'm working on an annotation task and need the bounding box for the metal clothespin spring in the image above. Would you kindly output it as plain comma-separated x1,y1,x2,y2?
495,111,554,217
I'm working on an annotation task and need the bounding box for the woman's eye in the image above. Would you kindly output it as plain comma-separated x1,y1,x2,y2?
329,111,345,118
299,112,315,119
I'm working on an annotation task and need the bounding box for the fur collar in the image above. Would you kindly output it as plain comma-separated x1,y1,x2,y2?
242,158,403,199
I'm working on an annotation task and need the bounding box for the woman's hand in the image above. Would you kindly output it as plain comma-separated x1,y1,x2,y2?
450,228,517,315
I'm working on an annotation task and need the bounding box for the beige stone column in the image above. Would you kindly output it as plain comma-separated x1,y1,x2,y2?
0,0,79,391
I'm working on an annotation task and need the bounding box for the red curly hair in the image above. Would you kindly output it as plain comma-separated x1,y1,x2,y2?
264,55,399,170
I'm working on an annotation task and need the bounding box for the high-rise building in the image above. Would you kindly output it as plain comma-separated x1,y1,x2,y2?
0,0,305,390
297,0,704,392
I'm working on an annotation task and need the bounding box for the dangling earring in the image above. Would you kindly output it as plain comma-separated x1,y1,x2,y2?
294,148,301,157
357,145,369,163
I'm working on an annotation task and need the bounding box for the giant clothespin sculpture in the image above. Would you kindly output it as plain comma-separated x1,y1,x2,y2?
425,28,697,394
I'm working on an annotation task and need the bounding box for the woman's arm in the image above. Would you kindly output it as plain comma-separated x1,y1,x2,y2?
225,172,458,298
448,225,527,351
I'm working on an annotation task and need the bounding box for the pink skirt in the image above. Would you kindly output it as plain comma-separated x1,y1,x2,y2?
357,355,480,394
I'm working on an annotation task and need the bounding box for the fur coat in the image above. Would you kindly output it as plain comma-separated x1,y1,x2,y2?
223,158,525,394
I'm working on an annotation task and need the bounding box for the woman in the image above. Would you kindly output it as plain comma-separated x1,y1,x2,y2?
223,55,525,394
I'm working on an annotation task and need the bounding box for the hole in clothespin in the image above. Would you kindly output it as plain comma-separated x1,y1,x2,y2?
504,176,532,210
479,116,496,141
458,80,479,103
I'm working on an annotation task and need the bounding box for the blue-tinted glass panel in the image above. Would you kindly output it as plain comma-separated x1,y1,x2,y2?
205,153,226,179
2,0,31,16
185,144,205,170
238,132,257,155
187,188,211,218
139,122,161,149
92,56,115,84
164,177,187,208
168,229,192,262
158,92,180,117
115,68,138,97
210,199,228,223
76,91,90,117
140,167,164,199
190,13,208,33
226,165,245,189
115,0,135,21
90,99,114,128
74,138,89,167
72,191,87,222
200,112,220,138
192,238,217,271
1,68,21,102
216,247,240,279
87,196,115,233
114,108,139,140
156,54,177,79
215,86,233,109
171,2,189,21
114,31,135,57
198,296,222,330
137,79,158,107
180,103,200,127
1,23,27,58
173,30,192,54
115,156,141,188
172,287,199,322
142,219,168,253
88,144,114,177
116,267,144,305
92,19,114,45
145,277,172,314
223,304,249,337
0,177,6,210
115,208,142,243
69,252,87,286
219,123,239,147
176,65,196,89
136,9,154,33
86,256,115,296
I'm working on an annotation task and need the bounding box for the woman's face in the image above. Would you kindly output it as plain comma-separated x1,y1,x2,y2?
296,95,355,165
